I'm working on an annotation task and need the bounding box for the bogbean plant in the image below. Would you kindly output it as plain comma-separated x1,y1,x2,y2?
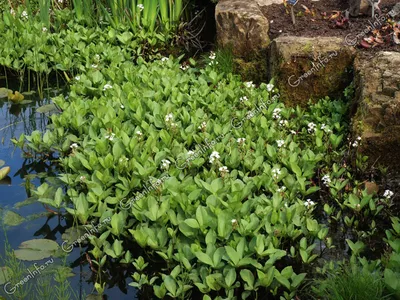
11,50,396,299
0,7,169,95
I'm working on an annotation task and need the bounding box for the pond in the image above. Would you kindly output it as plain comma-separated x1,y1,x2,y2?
0,80,136,299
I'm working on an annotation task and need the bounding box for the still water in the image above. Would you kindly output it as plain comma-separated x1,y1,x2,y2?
0,86,136,299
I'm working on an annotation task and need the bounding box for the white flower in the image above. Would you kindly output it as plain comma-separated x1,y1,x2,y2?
79,175,86,181
208,60,218,66
322,174,331,187
239,96,248,102
383,190,394,199
209,52,216,60
74,75,80,81
119,157,129,163
94,54,100,61
284,202,288,207
307,122,317,133
304,199,316,207
171,122,177,129
198,121,207,130
279,120,288,127
290,130,297,135
105,133,116,141
161,159,171,170
21,10,28,20
266,83,274,92
42,27,48,32
91,64,98,68
357,136,362,141
180,65,189,71
219,166,229,174
70,143,78,150
272,168,281,179
273,108,282,120
137,4,144,11
245,81,255,88
277,186,286,192
237,138,246,144
10,9,15,16
120,105,125,109
277,140,285,148
136,130,142,137
103,84,112,91
231,219,238,225
209,151,220,164
352,141,359,147
187,150,195,156
161,57,169,62
165,113,173,122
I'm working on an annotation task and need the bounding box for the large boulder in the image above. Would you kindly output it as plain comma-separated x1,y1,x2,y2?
215,0,272,58
267,36,356,106
351,51,400,170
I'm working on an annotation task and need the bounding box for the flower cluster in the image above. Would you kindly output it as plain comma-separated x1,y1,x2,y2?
219,166,229,175
277,186,286,193
320,124,332,134
198,121,207,131
272,108,282,120
352,136,362,147
103,84,112,91
161,159,171,170
70,143,78,150
180,65,189,71
209,151,220,164
272,168,281,180
308,122,317,133
322,174,331,187
304,199,316,208
383,189,394,199
266,83,274,92
239,96,248,102
105,133,116,141
137,4,144,11
279,119,289,127
277,140,285,148
237,138,246,144
245,81,255,89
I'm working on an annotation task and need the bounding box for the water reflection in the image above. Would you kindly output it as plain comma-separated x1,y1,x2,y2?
0,83,136,299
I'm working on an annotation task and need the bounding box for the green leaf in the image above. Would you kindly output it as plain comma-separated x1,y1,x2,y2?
3,210,26,226
240,269,255,289
0,167,10,180
225,246,240,266
224,267,236,287
164,276,177,296
195,252,213,266
0,266,12,285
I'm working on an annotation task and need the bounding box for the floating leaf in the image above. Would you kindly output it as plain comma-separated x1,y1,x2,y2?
21,91,36,96
0,88,11,98
3,210,26,226
0,160,4,167
0,266,12,285
0,166,10,180
13,239,60,261
18,100,33,105
36,103,58,114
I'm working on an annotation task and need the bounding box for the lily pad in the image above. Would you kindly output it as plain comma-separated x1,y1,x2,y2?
21,91,36,96
36,103,58,114
0,88,11,98
0,266,12,285
13,239,60,261
61,226,87,246
18,100,33,105
3,210,26,226
0,166,10,180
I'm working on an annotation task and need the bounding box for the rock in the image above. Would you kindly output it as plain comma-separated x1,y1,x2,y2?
267,36,356,106
349,0,374,16
351,52,400,170
215,0,271,58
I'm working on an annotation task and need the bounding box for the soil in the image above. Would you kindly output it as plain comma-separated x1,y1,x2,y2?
263,0,400,54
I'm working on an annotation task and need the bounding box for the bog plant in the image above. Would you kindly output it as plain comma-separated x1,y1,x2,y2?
10,51,395,298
